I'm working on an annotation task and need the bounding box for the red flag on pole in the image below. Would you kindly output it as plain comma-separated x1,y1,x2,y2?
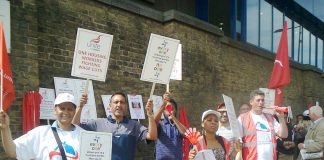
268,21,290,106
0,23,15,112
179,106,190,160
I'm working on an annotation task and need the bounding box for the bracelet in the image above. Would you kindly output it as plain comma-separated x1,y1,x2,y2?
147,112,154,118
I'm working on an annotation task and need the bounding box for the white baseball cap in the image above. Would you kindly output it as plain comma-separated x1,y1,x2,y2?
303,110,309,116
201,109,221,122
54,93,77,107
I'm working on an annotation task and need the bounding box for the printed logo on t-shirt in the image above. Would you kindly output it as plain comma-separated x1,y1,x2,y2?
255,122,269,131
49,141,78,159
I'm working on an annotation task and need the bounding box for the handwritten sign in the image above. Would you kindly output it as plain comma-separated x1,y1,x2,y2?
151,95,164,119
259,88,276,114
71,28,113,81
79,131,112,160
141,33,180,84
101,95,112,117
222,94,242,138
170,44,182,80
127,94,145,119
54,77,97,122
39,88,56,120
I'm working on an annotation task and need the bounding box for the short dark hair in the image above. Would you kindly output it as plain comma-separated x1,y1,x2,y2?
296,114,303,118
110,92,127,103
169,99,178,111
249,89,265,101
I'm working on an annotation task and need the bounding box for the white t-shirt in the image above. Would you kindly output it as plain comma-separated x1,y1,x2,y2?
14,122,83,160
216,125,234,141
238,112,280,160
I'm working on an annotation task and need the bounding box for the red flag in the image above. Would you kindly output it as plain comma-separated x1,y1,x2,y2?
0,23,15,112
23,91,41,133
179,106,190,160
268,21,290,106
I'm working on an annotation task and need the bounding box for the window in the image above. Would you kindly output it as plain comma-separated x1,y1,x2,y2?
273,7,283,53
310,34,316,66
260,1,272,50
302,28,310,64
294,21,302,62
0,0,10,53
318,39,323,70
246,0,258,45
285,17,292,58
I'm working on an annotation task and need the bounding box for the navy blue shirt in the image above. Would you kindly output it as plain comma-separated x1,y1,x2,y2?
80,115,148,160
155,118,183,160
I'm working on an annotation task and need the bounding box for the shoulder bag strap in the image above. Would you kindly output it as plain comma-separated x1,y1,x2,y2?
51,127,67,160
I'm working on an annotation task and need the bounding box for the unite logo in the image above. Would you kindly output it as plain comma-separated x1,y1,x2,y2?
87,35,103,51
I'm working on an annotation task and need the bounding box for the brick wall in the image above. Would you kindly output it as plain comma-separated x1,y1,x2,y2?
1,0,324,159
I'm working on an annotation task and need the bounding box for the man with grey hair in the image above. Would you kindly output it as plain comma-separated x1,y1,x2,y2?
238,89,288,160
298,105,324,158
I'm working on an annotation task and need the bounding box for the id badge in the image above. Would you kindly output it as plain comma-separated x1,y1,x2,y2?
257,131,271,145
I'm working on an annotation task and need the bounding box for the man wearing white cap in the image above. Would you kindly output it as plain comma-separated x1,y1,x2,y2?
0,93,83,160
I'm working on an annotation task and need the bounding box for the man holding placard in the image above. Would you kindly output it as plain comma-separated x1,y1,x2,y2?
238,89,288,160
72,92,157,160
154,92,186,160
216,102,237,160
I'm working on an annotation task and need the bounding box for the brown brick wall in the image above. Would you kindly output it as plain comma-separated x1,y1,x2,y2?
1,0,324,159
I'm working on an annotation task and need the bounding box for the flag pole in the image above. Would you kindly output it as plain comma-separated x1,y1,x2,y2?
0,68,3,112
149,83,156,99
0,21,3,112
0,68,3,127
84,78,89,94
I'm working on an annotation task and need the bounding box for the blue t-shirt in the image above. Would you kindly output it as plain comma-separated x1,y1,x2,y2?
155,118,183,160
80,115,148,160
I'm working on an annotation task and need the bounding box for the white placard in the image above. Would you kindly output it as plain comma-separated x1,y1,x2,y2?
259,88,275,106
54,77,97,122
71,28,113,82
194,149,216,160
140,33,180,84
127,94,145,119
170,44,182,80
300,149,323,160
222,94,242,138
101,95,112,117
39,88,56,120
79,131,112,160
151,95,164,119
259,88,276,114
0,0,10,53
